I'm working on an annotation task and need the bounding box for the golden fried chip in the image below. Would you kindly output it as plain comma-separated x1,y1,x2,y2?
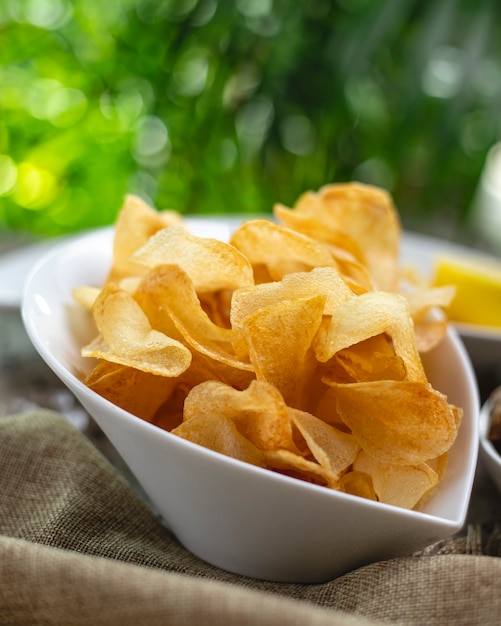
413,318,449,354
135,264,253,371
242,294,326,408
275,182,401,291
85,360,176,421
402,285,456,353
172,412,265,467
290,408,359,478
354,450,439,509
182,380,298,453
230,267,353,357
404,285,456,320
339,471,377,501
324,334,407,384
107,194,183,283
314,291,427,383
333,380,460,465
274,202,365,264
229,219,338,281
131,225,254,292
273,203,374,293
82,283,192,376
263,449,338,488
426,452,450,482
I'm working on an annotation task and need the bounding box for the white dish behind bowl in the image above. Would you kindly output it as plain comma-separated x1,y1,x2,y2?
22,224,480,583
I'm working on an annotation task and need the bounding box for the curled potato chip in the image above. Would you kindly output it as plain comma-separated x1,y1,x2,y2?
132,225,254,292
82,283,192,377
333,380,460,465
315,291,427,383
274,202,365,264
402,285,456,353
230,267,353,357
339,471,377,501
354,450,439,509
108,194,183,283
135,264,253,371
229,219,338,281
172,413,266,467
273,204,374,293
275,182,401,291
242,294,326,408
182,380,298,453
85,360,176,421
322,334,407,384
263,449,338,488
290,408,359,478
404,285,456,320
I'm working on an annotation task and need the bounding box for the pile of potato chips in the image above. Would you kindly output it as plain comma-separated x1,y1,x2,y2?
74,183,461,510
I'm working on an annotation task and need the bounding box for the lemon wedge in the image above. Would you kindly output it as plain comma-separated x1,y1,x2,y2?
433,254,501,327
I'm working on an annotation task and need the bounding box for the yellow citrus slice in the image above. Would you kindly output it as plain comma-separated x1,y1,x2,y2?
433,254,501,327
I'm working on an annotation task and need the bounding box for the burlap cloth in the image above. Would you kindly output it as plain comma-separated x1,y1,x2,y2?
1,411,501,625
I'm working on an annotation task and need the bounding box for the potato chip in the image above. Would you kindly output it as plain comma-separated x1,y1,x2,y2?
402,285,456,353
404,285,456,320
354,450,438,509
230,267,353,357
274,202,365,264
229,219,338,281
135,264,253,371
323,334,407,384
172,413,266,468
107,194,183,283
242,294,326,408
182,380,298,453
132,225,254,293
273,204,373,293
290,408,359,479
314,291,427,383
332,380,460,465
83,283,192,377
426,452,450,482
151,352,256,431
339,471,377,501
263,449,338,488
274,182,401,291
85,360,176,421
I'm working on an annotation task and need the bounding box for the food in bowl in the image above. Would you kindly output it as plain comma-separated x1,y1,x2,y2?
74,184,462,511
22,183,479,582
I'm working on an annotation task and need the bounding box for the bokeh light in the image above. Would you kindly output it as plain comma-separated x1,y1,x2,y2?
0,0,500,238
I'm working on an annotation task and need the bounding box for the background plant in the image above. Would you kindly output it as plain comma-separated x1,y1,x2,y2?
1,0,500,239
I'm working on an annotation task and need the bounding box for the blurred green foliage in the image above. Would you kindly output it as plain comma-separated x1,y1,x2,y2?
0,0,500,236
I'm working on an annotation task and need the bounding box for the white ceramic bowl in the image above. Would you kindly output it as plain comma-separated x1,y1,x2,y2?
479,395,501,495
22,222,480,583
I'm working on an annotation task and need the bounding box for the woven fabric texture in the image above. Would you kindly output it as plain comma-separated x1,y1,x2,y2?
1,410,501,626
